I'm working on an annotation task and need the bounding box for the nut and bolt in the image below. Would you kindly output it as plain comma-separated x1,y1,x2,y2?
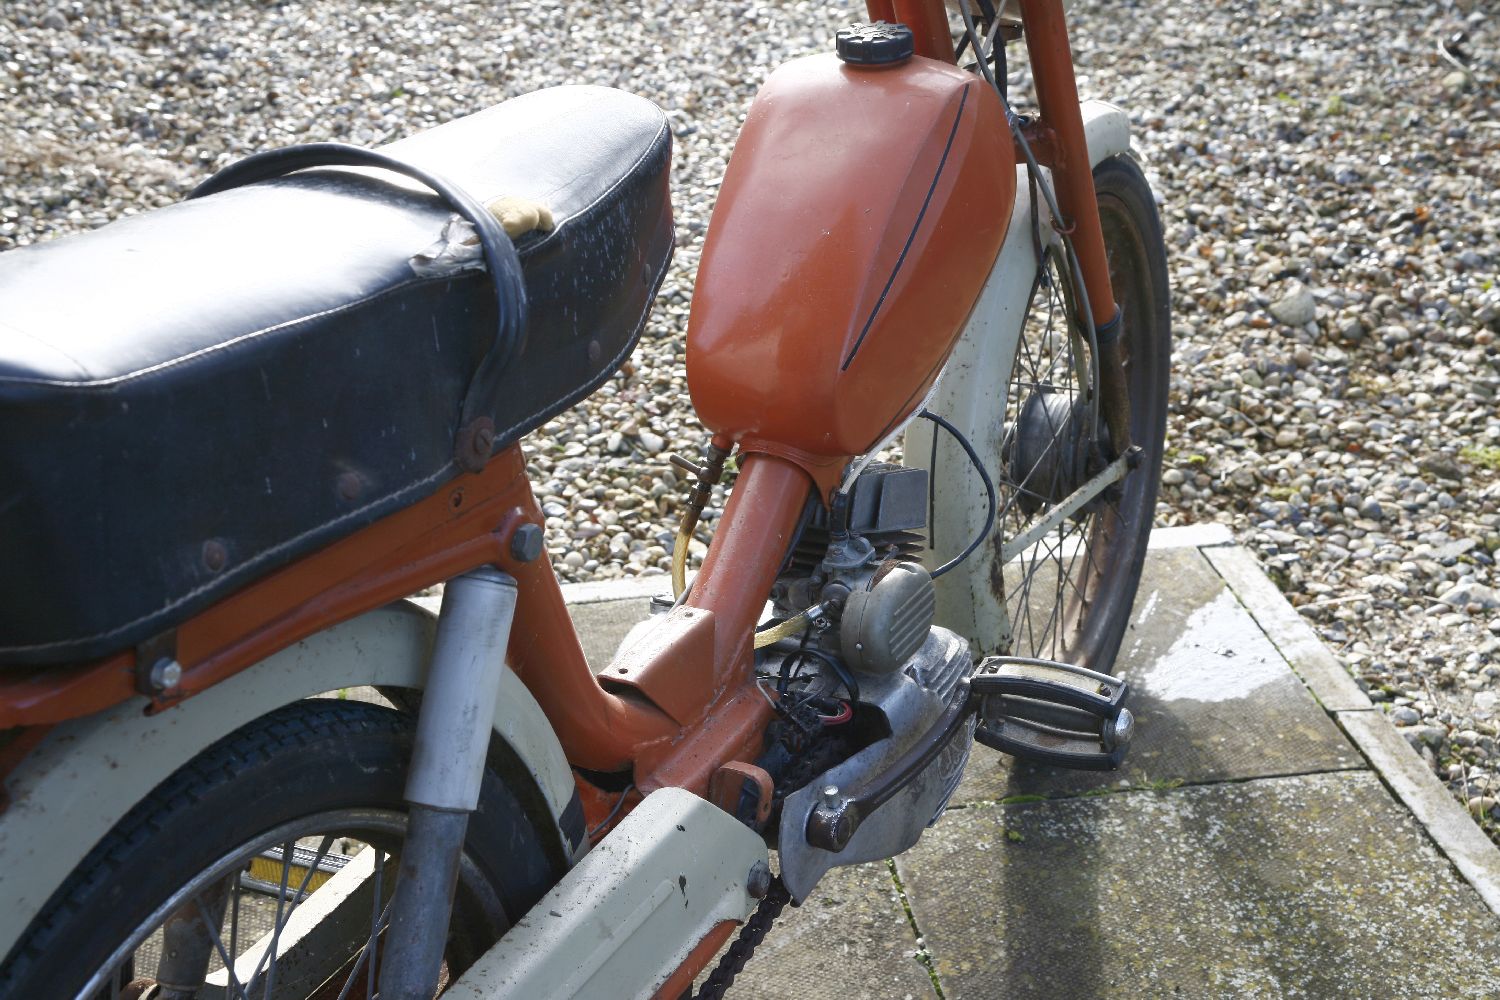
746,860,772,899
509,522,545,563
147,657,183,694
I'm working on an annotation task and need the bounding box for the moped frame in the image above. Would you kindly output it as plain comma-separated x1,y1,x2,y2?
0,2,1140,995
0,0,1120,843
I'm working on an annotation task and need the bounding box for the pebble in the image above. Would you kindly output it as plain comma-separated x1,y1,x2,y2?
1269,281,1317,327
1391,706,1421,726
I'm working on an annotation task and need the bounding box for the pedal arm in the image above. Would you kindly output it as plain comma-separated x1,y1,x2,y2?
806,680,975,853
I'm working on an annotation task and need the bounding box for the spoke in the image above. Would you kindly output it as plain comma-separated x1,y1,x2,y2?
227,867,241,1000
258,840,296,997
240,834,338,996
194,892,248,1000
367,848,385,1000
329,848,389,1000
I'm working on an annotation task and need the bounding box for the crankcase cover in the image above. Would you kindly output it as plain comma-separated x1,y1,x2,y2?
840,561,936,675
686,53,1015,464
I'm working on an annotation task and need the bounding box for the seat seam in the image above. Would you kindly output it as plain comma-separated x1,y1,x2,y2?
0,273,450,390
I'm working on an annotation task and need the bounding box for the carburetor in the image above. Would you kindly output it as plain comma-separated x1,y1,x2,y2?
770,464,936,676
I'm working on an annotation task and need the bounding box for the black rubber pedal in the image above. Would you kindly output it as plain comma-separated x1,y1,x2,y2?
970,656,1134,771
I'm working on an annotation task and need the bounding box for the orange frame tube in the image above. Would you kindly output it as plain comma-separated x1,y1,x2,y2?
866,0,1117,326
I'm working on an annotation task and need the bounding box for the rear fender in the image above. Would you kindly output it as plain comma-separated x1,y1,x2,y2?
0,599,581,959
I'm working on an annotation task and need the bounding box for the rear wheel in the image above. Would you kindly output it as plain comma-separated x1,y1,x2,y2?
997,153,1170,671
0,699,564,999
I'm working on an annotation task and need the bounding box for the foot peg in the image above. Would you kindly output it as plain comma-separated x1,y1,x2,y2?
970,656,1134,770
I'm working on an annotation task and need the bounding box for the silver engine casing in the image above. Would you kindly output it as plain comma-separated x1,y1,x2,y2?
777,626,974,902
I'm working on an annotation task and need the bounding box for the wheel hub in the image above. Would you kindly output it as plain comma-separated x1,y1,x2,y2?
1003,388,1093,516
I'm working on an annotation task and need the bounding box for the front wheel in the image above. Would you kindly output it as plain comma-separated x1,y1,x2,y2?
996,153,1171,671
0,699,565,999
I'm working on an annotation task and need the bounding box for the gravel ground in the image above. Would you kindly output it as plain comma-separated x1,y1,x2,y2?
3,1,1498,839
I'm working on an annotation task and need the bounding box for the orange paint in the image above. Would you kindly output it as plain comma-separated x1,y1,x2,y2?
891,0,956,62
650,920,740,1000
686,53,1013,483
1020,0,1117,327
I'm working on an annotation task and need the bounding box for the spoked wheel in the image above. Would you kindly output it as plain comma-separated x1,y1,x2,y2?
997,154,1169,671
0,700,564,1000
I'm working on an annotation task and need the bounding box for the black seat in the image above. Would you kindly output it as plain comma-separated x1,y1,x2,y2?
0,85,673,666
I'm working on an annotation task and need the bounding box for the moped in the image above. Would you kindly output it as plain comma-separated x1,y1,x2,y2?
0,1,1168,996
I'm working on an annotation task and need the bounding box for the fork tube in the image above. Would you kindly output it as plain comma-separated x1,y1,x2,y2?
876,0,957,63
380,566,516,1000
1019,0,1130,450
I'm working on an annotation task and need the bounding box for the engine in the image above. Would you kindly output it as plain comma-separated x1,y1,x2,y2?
753,464,972,880
769,462,936,675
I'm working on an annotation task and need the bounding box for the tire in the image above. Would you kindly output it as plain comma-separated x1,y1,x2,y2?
0,699,566,999
997,153,1170,672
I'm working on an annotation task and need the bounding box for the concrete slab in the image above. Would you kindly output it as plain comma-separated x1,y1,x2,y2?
1204,545,1373,713
955,546,1362,804
1338,709,1500,916
567,594,654,672
898,771,1500,1000
697,860,937,1000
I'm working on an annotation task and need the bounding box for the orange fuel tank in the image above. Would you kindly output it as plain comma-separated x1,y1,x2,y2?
686,51,1015,481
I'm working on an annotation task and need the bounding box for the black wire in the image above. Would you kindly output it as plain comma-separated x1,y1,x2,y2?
795,645,860,706
920,409,997,580
585,783,635,839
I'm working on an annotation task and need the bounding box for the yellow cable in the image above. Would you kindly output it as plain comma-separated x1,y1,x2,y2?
671,527,691,599
752,612,811,650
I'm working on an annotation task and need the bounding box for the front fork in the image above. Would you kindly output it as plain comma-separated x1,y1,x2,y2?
1017,0,1132,456
381,567,517,999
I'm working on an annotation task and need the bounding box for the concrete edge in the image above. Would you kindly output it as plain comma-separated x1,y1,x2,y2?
1147,521,1235,549
1202,543,1500,921
1202,545,1373,712
560,574,672,606
1336,710,1500,918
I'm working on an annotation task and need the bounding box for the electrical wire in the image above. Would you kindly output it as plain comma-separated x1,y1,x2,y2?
920,409,996,580
793,644,860,706
585,784,635,841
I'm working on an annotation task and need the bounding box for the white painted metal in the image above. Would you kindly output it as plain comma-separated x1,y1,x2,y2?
447,788,767,1000
0,599,575,959
998,453,1129,562
906,100,1131,654
405,569,517,811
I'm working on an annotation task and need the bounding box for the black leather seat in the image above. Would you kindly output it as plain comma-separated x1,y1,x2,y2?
0,85,674,666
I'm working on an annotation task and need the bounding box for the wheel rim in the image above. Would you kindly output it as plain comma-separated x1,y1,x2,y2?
998,182,1165,670
80,809,507,1000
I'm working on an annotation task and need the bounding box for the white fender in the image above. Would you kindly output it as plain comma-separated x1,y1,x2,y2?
907,100,1132,650
0,599,578,958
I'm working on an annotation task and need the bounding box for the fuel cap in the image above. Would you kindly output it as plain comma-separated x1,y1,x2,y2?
835,21,915,67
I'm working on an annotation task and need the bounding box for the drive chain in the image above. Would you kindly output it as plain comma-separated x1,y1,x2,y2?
689,875,791,999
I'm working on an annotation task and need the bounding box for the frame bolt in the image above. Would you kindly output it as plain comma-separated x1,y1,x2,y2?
821,784,841,810
509,523,545,563
147,657,183,694
746,860,772,899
